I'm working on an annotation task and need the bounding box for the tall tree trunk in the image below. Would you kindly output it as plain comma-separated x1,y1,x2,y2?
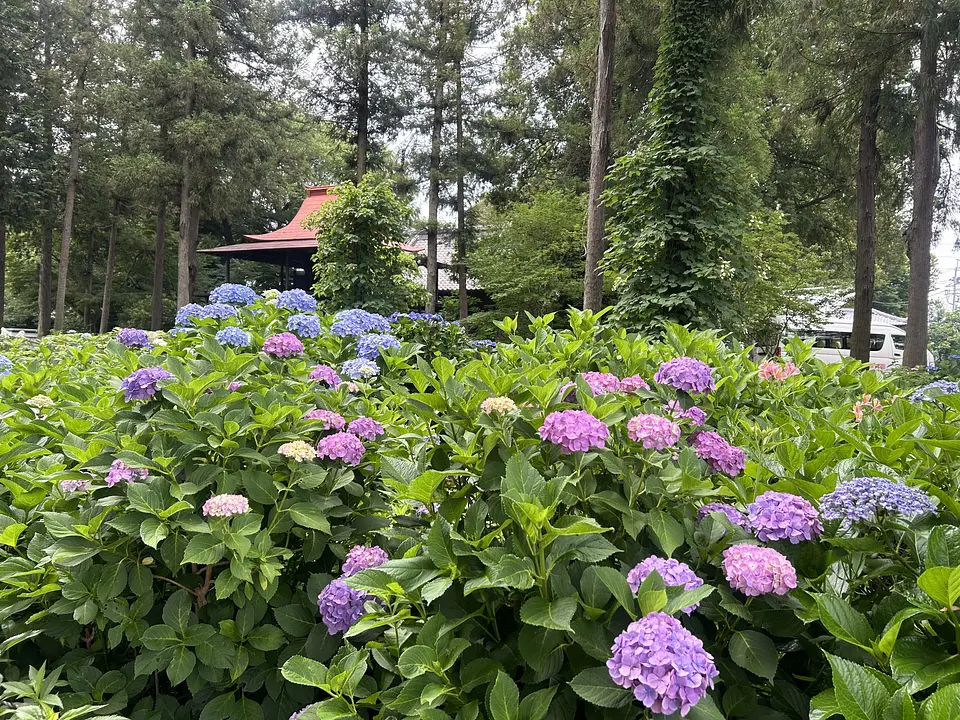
425,0,445,313
54,69,87,331
357,0,370,181
849,67,882,363
583,0,616,313
455,55,467,320
99,201,119,333
0,218,5,329
83,227,94,330
151,200,166,330
904,16,940,367
177,41,197,309
38,198,53,336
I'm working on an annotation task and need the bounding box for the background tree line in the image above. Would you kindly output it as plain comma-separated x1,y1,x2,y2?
1,0,959,360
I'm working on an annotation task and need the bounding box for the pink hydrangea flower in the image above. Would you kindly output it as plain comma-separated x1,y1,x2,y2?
722,544,797,596
539,410,609,454
619,375,650,393
627,414,681,450
310,364,342,386
347,417,384,440
316,432,365,465
263,332,304,358
480,396,517,414
304,409,346,430
664,400,707,426
689,431,745,476
106,460,148,487
202,494,250,517
580,372,621,395
342,545,389,576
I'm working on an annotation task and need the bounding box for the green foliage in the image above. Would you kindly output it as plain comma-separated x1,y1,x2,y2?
309,177,423,314
928,310,960,362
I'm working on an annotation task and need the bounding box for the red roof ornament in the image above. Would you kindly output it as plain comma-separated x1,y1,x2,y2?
243,185,338,242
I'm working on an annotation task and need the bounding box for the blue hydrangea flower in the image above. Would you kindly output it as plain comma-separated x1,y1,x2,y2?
276,289,318,312
342,358,380,380
215,327,251,347
209,283,257,305
175,303,204,327
356,333,401,360
390,312,446,323
820,477,936,527
200,303,240,320
287,313,322,338
910,380,960,404
331,309,391,337
0,355,12,377
471,339,497,350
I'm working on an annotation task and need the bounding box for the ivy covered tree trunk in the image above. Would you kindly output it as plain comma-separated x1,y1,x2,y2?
583,0,616,313
850,67,882,363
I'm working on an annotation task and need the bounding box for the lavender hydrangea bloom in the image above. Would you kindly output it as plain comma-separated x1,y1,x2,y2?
654,357,716,394
175,303,204,327
310,364,342,386
580,372,621,395
689,431,745,476
723,544,797,596
819,477,936,526
342,545,389,577
209,283,257,305
106,460,148,487
910,380,960,403
60,479,89,493
331,309,391,337
202,494,250,517
696,502,749,528
117,328,151,347
347,417,384,440
665,401,707,426
538,410,609,454
619,375,650,393
215,327,251,347
627,414,681,450
276,289,318,312
607,612,718,716
287,313,322,338
304,409,346,430
342,358,379,379
317,578,367,634
748,491,822,543
356,333,401,360
200,303,240,320
0,355,12,377
263,332,304,358
390,311,446,322
289,709,307,720
121,367,173,402
627,557,704,614
316,432,365,465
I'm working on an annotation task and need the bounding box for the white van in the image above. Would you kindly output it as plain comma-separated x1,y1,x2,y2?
782,322,933,368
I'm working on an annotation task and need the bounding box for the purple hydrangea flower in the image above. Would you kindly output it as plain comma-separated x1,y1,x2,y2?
655,357,716,394
580,372,621,395
689,431,745,476
342,545,389,577
287,313,322,338
117,328,151,348
342,358,379,379
696,502,748,528
106,460,148,487
263,332,304,358
347,417,384,440
748,491,822,543
304,409,346,430
228,381,242,391
200,303,240,320
317,578,367,634
356,333,401,360
289,709,308,720
175,303,204,327
620,375,650,393
331,309,391,337
276,289,318,312
819,477,936,527
723,544,797,596
0,354,11,377
60,479,90,493
310,364,342,386
120,367,173,402
202,493,250,517
316,432,365,465
471,339,497,350
607,612,718,716
215,326,251,347
665,401,707,426
627,414,681,450
209,283,257,305
390,311,446,322
910,380,960,403
627,556,704,614
538,410,609,454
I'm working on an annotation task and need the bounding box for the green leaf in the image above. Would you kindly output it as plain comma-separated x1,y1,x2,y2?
166,646,196,686
488,671,519,720
918,566,960,609
141,624,181,651
520,596,577,631
200,693,236,720
919,683,960,720
518,625,564,672
281,655,328,688
810,689,842,720
503,453,545,501
97,562,127,604
139,518,168,549
242,470,278,504
235,698,263,720
646,508,684,557
195,631,235,670
519,686,557,720
826,653,893,720
882,688,918,720
427,517,456,570
569,667,633,709
181,535,225,565
730,630,778,681
398,645,438,679
274,604,316,638
591,566,636,617
685,695,726,720
0,522,27,547
925,527,960,568
817,594,874,650
663,584,714,616
246,624,284,652
890,637,960,694
289,503,331,534
162,591,193,635
580,566,612,608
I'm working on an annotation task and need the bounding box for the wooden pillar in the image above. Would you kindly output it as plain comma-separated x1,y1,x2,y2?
225,257,231,283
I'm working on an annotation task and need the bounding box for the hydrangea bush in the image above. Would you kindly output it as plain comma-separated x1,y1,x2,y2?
0,301,959,719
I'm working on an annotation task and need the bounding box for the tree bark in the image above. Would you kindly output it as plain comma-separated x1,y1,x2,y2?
99,201,120,333
849,67,882,363
83,227,94,330
425,0,445,313
583,0,616,313
152,200,166,330
38,198,53,336
0,218,6,329
54,68,87,331
454,54,467,320
904,16,940,367
177,41,197,309
357,0,370,181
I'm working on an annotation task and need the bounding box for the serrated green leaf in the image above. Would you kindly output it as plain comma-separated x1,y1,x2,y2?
181,534,225,565
281,655,328,689
520,596,577,631
488,671,519,720
730,630,778,681
569,667,633,709
166,646,196,686
289,503,331,534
